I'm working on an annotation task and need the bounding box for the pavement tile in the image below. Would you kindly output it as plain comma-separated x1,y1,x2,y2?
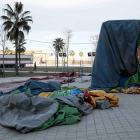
0,76,140,139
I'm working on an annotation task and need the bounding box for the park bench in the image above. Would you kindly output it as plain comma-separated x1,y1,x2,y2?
0,70,5,78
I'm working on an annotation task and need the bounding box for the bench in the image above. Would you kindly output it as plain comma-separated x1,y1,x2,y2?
0,70,5,78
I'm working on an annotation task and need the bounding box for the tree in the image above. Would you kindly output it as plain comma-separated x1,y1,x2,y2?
1,2,33,75
79,51,83,67
90,34,99,52
13,38,26,67
4,47,10,54
70,50,75,64
0,29,9,73
30,51,34,55
64,29,72,69
53,38,65,68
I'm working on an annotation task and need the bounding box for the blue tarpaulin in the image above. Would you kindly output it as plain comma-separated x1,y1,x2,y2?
91,20,140,89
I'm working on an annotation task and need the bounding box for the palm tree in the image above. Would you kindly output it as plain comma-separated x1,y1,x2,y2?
1,2,33,75
53,38,65,68
13,38,26,67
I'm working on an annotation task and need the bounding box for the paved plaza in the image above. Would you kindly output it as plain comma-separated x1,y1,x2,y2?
0,76,140,140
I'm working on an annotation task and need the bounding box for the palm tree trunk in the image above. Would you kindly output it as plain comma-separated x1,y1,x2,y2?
19,46,20,68
57,52,58,68
16,38,18,75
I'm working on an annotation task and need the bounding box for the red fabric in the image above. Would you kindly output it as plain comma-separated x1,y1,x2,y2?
84,90,95,98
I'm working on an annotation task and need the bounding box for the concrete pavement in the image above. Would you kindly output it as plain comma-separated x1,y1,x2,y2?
0,76,140,140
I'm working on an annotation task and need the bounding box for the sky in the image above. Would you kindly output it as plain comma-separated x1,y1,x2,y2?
0,0,140,59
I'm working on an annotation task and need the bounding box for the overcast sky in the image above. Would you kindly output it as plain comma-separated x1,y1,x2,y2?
0,0,140,57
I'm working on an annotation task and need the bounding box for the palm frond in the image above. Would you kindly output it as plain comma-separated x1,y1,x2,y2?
18,21,27,28
5,4,13,12
2,21,14,31
3,9,15,17
19,31,24,41
23,25,31,34
3,21,14,26
3,24,13,31
14,2,23,14
1,16,11,21
20,11,30,17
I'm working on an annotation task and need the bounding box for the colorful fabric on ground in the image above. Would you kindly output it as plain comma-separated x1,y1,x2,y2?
121,87,140,94
33,101,82,131
105,93,119,106
10,89,20,95
61,86,73,91
49,90,70,98
84,90,119,108
88,90,107,97
70,88,83,95
124,65,140,89
56,93,93,116
39,92,52,98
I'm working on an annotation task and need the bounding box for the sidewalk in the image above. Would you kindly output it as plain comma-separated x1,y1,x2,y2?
0,76,140,140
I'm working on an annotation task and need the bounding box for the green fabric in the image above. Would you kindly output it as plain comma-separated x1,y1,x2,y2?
33,101,81,131
10,90,20,95
61,86,72,91
26,87,31,93
49,90,70,98
124,65,140,89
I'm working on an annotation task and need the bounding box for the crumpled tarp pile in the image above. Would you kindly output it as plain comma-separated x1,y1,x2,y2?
84,90,119,108
0,79,120,133
90,20,140,94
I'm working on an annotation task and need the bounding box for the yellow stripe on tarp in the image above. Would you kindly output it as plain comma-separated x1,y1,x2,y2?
137,56,140,58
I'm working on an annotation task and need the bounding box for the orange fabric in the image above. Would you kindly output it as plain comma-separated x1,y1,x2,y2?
109,89,118,93
84,90,119,108
91,96,107,101
80,89,87,92
88,90,107,97
90,96,96,109
66,85,75,89
121,87,140,94
110,101,119,106
105,93,119,101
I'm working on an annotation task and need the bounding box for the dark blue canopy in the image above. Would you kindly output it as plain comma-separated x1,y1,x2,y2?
91,20,140,89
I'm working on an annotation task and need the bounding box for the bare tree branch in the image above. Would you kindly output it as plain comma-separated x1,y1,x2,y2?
90,34,99,52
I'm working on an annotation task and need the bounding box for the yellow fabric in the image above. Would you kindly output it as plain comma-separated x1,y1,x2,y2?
91,96,107,101
90,96,96,109
88,90,107,97
105,93,119,101
110,101,119,106
66,85,75,89
109,89,118,93
39,92,51,98
121,87,140,94
80,89,87,92
84,91,119,108
137,56,140,58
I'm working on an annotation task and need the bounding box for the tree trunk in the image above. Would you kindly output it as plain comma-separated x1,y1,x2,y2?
15,37,18,75
3,46,5,73
57,52,58,68
19,46,20,68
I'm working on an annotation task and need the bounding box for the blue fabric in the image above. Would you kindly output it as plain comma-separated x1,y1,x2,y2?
70,88,83,95
117,76,131,87
91,20,140,89
1,80,61,96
